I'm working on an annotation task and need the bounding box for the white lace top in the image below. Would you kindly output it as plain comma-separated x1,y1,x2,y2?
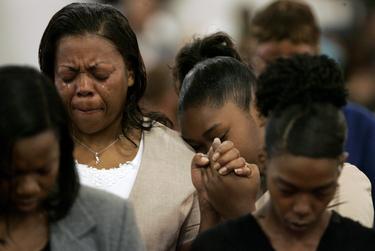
76,136,144,199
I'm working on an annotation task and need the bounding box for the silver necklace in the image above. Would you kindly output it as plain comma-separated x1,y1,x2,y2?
73,135,120,164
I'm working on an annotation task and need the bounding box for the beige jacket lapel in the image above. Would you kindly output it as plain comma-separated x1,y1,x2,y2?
129,124,198,251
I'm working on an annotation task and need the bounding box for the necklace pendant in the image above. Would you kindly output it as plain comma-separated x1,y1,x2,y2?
95,153,100,164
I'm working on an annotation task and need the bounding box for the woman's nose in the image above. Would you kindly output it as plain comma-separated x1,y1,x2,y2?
76,72,95,97
292,194,313,218
15,175,41,198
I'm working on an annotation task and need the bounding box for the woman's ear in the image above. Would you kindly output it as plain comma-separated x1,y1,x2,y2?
250,91,267,128
337,152,348,174
127,70,135,87
257,149,267,176
256,112,267,128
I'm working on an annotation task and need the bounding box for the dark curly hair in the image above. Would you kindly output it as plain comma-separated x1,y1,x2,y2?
256,54,348,158
173,32,243,92
39,2,158,141
256,54,347,117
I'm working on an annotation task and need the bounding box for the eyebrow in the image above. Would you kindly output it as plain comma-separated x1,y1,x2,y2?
58,65,79,71
275,177,298,190
202,123,221,139
275,177,336,191
58,61,113,68
88,62,114,68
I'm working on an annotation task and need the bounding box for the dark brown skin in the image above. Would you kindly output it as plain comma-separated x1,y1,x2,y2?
55,34,140,169
0,130,59,250
255,153,345,251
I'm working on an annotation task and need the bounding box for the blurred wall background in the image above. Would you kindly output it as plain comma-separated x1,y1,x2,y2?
0,0,358,67
1,0,374,112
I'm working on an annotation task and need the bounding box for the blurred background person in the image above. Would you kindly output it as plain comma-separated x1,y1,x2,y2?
139,62,180,130
345,9,375,113
241,0,375,226
123,0,181,71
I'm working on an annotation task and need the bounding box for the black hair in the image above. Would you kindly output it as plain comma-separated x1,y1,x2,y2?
173,32,243,92
0,66,79,222
179,56,256,115
39,2,156,140
256,54,348,158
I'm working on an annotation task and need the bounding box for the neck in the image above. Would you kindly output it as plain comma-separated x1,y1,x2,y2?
72,117,126,148
0,210,48,249
0,210,47,234
72,119,142,154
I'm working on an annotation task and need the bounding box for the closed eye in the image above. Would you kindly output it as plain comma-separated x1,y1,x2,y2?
279,188,296,197
219,132,228,142
92,71,110,81
208,129,229,143
62,74,77,83
89,65,114,82
37,167,52,176
313,188,335,199
58,67,79,83
182,139,206,153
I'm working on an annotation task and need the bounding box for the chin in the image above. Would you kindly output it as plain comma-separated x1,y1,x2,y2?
74,123,104,135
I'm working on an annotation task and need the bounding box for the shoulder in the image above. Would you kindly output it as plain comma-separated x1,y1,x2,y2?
74,186,143,239
331,211,372,231
332,162,374,227
343,103,375,126
192,214,258,250
77,185,126,207
340,162,371,185
73,186,134,226
135,121,196,201
146,122,193,147
51,186,143,250
144,122,194,159
329,211,375,248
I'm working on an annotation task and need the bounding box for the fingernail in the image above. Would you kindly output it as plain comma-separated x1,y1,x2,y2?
213,163,220,170
234,169,242,174
219,167,227,175
201,156,209,162
212,152,220,161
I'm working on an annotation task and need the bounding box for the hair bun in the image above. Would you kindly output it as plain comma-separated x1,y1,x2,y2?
199,32,241,61
256,54,347,117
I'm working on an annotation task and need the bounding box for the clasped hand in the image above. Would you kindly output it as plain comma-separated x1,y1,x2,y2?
191,138,260,222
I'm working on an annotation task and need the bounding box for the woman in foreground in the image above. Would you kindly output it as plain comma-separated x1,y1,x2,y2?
0,66,144,251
